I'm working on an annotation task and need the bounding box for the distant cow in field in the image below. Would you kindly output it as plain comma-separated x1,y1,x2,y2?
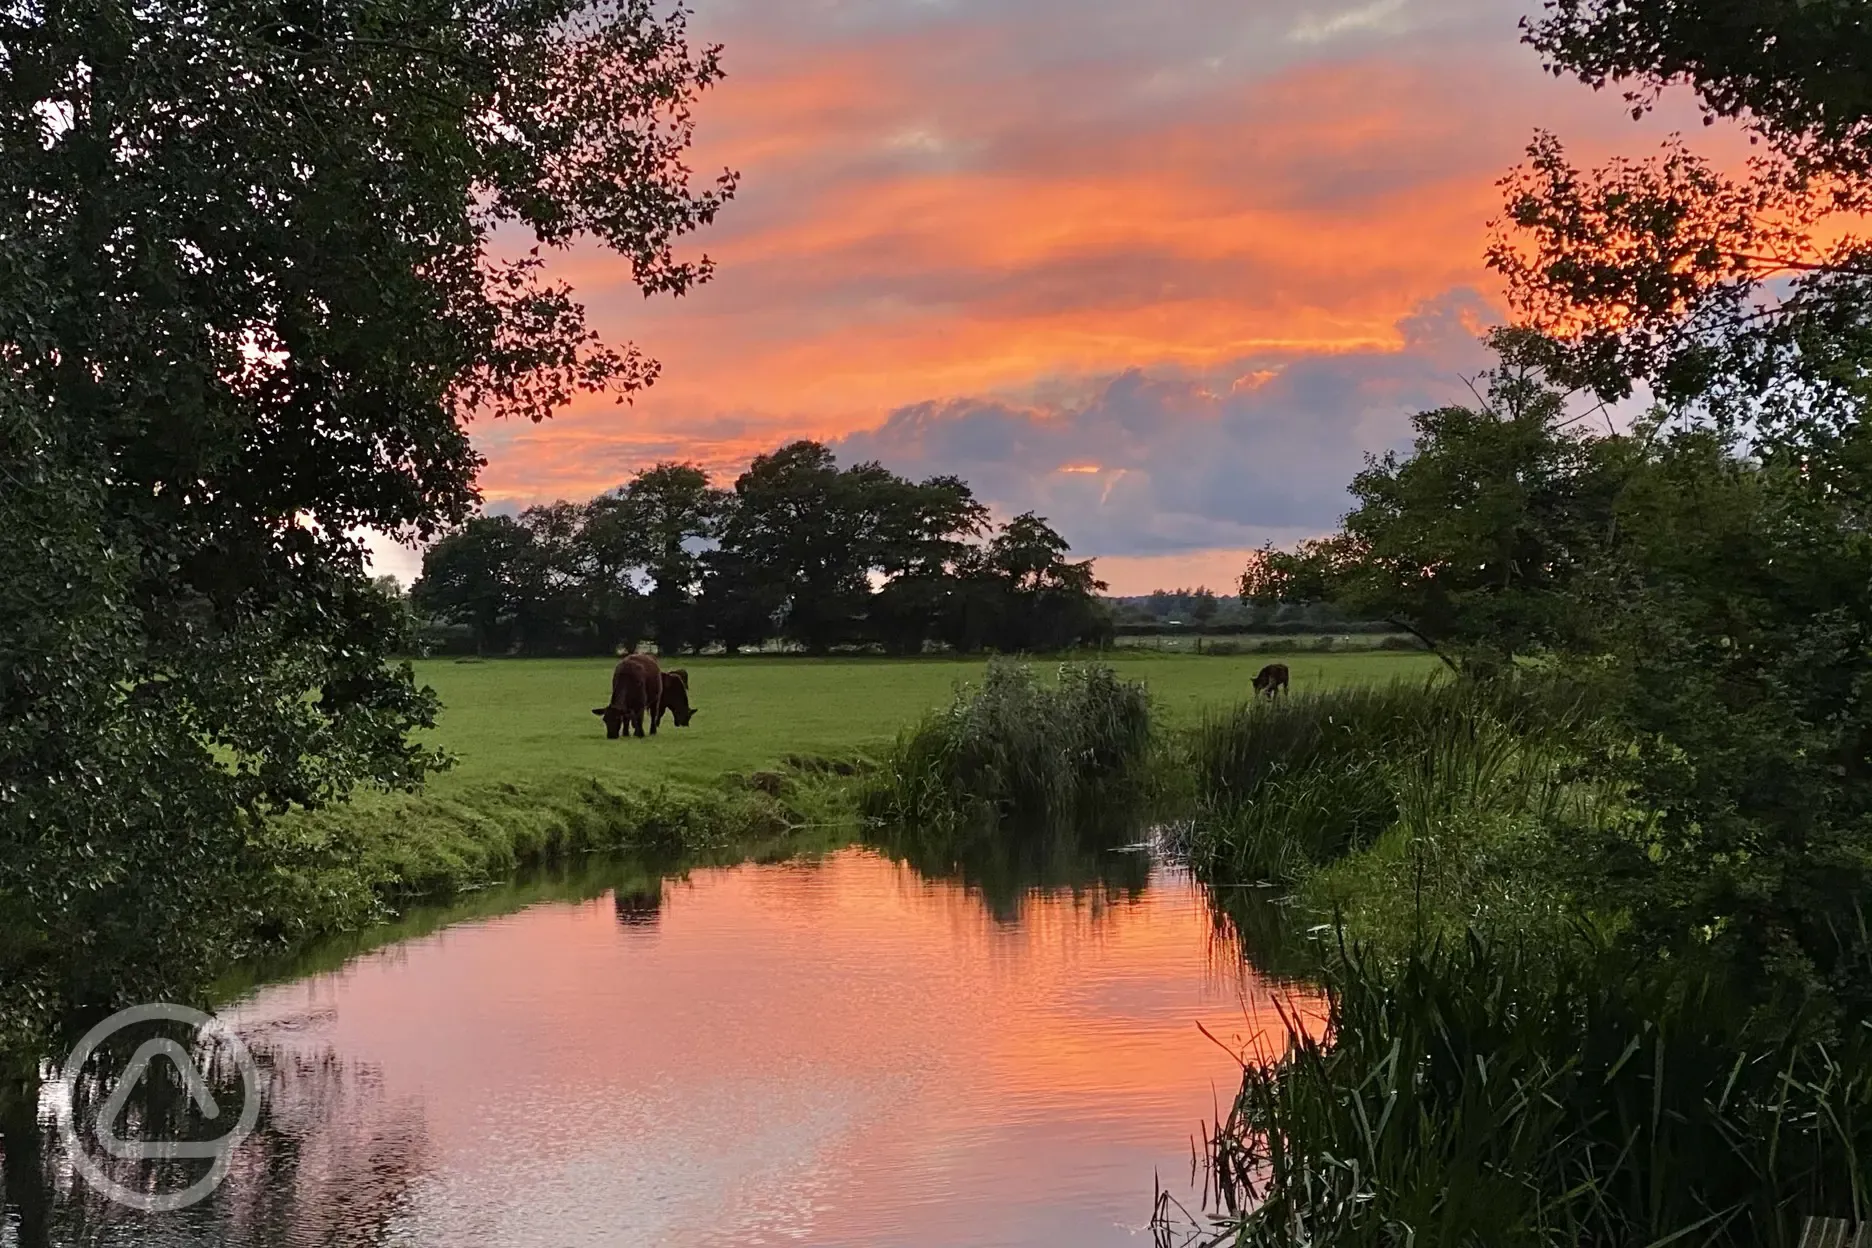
593,653,664,739
655,668,697,730
1252,663,1290,698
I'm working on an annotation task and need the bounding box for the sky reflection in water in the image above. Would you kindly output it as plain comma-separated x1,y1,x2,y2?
10,846,1314,1248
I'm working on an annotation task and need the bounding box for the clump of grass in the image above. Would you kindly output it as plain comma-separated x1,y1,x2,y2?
1175,931,1872,1248
1185,681,1422,882
860,659,1152,830
1184,675,1600,886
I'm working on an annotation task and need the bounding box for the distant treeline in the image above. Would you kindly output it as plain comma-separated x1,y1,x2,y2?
1110,619,1404,637
405,440,1114,656
1105,588,1389,634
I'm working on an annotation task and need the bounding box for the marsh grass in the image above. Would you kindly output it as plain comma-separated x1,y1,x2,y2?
1172,931,1872,1248
1185,675,1607,888
860,660,1153,831
1168,672,1872,1246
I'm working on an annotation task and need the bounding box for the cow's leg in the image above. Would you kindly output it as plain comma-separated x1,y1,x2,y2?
631,705,646,738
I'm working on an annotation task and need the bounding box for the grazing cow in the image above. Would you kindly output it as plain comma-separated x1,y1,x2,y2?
654,668,697,730
1252,662,1290,698
592,653,663,739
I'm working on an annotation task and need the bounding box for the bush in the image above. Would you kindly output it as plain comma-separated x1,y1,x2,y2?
860,660,1152,830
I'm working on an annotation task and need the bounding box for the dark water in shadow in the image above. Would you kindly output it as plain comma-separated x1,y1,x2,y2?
2,836,1314,1248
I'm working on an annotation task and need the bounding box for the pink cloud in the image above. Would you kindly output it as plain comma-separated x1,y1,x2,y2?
438,0,1730,578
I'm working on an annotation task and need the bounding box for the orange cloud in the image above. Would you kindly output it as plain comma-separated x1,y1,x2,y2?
452,1,1725,566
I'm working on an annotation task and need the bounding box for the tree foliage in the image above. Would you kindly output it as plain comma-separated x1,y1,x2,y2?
1493,1,1872,413
1249,0,1872,1023
587,463,727,655
0,0,732,1054
1525,0,1872,175
1244,372,1624,671
408,444,1110,658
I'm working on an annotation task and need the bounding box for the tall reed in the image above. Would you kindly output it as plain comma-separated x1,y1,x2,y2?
1184,675,1600,887
1176,931,1872,1248
860,660,1152,831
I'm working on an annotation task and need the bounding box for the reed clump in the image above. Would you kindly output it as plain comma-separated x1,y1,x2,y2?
1178,931,1872,1248
860,659,1152,830
1183,675,1604,887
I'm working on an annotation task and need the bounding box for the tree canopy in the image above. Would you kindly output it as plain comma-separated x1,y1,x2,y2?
1526,0,1872,173
0,0,732,1054
1243,372,1624,671
409,444,1112,658
1247,0,1872,1022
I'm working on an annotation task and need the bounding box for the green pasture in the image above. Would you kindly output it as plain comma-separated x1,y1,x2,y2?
409,650,1441,790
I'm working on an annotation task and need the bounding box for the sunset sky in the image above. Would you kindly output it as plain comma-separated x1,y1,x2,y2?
377,0,1711,594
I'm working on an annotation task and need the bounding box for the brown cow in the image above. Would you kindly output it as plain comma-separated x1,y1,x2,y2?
592,653,663,739
654,668,697,730
1252,662,1290,698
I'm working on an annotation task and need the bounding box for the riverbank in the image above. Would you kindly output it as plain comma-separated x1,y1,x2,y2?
242,763,861,972
220,651,1430,998
1168,675,1872,1247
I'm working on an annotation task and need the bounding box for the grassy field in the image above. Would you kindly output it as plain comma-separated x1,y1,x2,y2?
1110,632,1418,654
236,649,1437,969
409,650,1442,789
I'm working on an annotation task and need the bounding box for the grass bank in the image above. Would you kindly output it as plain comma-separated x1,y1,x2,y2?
239,762,858,967
1168,676,1872,1246
1182,675,1614,956
225,652,1431,987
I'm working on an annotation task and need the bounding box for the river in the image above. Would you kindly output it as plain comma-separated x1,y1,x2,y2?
3,839,1309,1247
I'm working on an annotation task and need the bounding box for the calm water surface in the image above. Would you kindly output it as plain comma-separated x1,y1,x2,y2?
6,844,1309,1247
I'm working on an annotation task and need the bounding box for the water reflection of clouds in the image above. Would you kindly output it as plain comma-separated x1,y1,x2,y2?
43,848,1315,1248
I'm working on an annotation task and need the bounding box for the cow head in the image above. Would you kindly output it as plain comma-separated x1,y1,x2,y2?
661,670,696,727
592,706,625,739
